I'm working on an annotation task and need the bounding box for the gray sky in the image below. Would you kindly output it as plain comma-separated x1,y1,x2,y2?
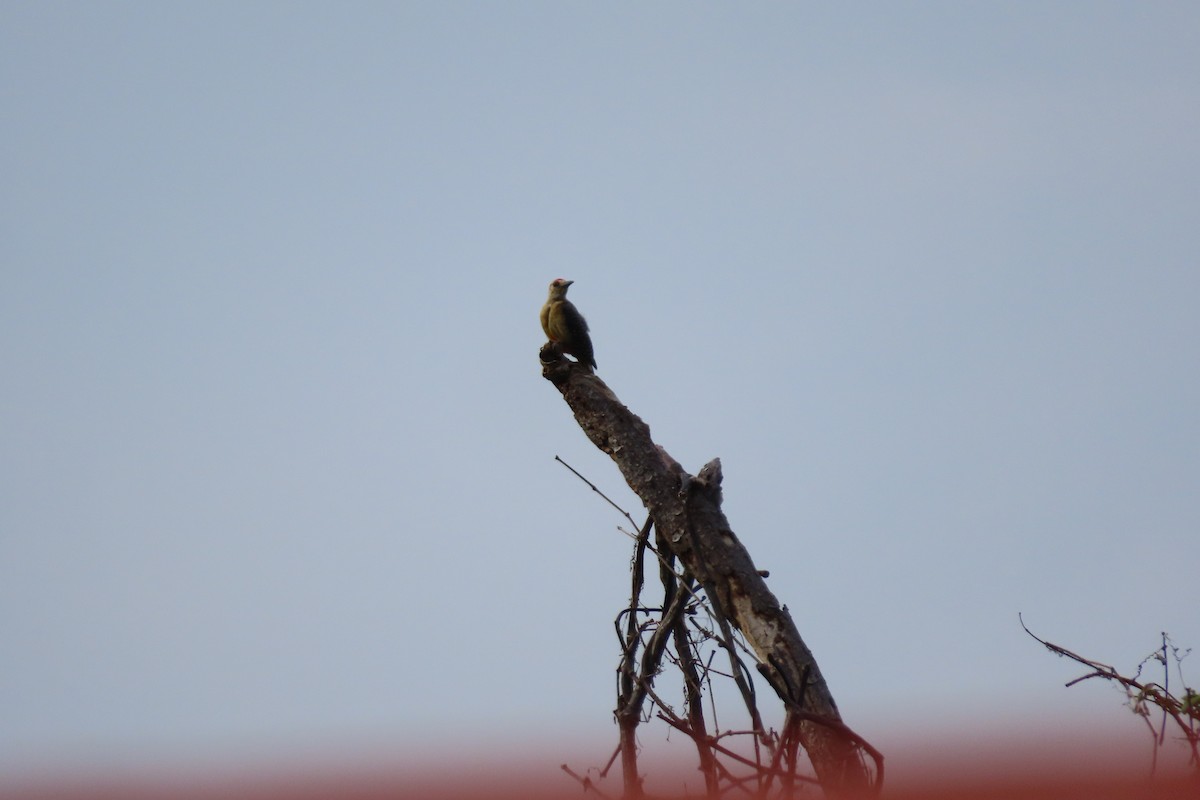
2,1,1198,782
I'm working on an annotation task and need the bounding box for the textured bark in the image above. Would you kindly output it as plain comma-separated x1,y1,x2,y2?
541,352,873,796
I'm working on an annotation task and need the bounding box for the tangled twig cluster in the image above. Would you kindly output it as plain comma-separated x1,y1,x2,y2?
558,458,881,799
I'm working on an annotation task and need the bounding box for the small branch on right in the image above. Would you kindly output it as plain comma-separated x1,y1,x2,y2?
1020,614,1200,776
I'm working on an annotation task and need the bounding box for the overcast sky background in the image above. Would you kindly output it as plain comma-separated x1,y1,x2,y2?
2,1,1198,785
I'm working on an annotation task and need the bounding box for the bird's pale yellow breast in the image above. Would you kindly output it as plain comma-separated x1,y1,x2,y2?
540,299,558,339
542,300,569,341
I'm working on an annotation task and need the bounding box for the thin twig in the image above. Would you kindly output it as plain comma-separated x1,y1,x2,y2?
665,568,718,797
654,712,822,785
560,764,615,799
600,743,622,778
700,599,767,744
556,455,640,527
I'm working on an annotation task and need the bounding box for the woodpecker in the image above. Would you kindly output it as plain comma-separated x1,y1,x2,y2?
540,278,596,370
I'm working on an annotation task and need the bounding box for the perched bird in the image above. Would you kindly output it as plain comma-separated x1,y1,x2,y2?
540,278,596,370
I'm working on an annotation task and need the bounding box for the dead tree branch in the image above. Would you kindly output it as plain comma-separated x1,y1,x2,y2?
542,354,879,797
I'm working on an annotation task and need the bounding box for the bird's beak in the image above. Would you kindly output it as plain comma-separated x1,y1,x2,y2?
564,280,574,287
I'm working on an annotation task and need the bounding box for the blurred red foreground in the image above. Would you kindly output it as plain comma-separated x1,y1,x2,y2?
3,734,1196,800
3,766,1194,800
